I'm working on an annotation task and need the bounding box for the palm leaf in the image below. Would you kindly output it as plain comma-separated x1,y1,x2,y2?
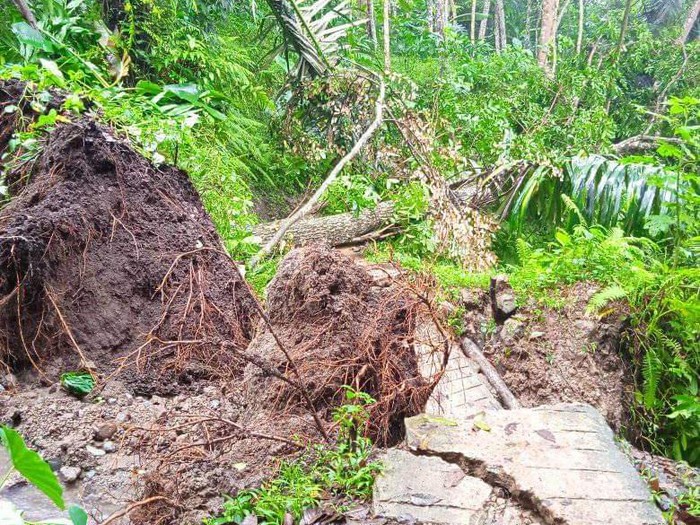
265,0,365,77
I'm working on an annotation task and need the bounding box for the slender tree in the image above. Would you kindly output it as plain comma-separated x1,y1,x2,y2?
538,0,560,75
479,0,492,40
11,0,38,28
678,0,700,44
495,0,506,49
383,0,391,71
363,0,378,49
576,0,584,54
471,0,478,43
616,0,633,55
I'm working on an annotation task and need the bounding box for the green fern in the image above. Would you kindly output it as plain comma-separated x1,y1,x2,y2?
586,284,628,314
561,194,587,226
515,238,533,265
642,350,662,409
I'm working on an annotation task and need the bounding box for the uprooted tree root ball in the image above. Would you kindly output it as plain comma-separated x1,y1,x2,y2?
242,245,433,447
0,99,441,522
0,115,257,387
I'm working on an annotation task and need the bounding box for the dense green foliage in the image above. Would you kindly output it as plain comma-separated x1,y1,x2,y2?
0,0,698,515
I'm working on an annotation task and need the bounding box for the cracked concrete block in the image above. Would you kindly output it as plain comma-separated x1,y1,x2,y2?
405,404,664,525
373,448,492,524
415,320,501,420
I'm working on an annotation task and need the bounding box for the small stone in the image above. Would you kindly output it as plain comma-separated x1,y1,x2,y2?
86,445,106,457
94,422,117,441
459,289,484,310
574,319,597,339
115,412,130,423
210,399,221,410
107,397,117,405
84,470,96,480
500,318,525,344
47,458,62,471
529,331,545,340
59,466,81,483
102,440,117,453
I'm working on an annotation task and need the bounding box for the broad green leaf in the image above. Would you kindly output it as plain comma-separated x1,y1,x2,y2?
164,83,201,104
60,372,95,396
69,505,88,525
39,59,66,87
11,22,51,51
0,426,64,510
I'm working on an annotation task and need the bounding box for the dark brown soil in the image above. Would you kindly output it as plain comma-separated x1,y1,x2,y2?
242,245,431,447
0,115,257,387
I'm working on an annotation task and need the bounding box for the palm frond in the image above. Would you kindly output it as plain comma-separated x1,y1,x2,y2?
266,0,365,77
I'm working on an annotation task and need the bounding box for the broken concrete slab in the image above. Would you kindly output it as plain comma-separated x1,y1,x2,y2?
373,448,492,524
414,320,501,420
405,404,664,525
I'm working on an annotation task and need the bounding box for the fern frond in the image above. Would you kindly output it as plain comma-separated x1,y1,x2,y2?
642,350,662,409
516,238,533,265
586,284,628,314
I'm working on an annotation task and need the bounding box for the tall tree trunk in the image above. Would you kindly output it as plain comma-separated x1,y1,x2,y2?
471,0,478,43
479,0,491,40
364,0,378,49
434,0,447,37
383,0,391,71
11,0,38,28
556,0,570,30
576,0,584,54
616,0,632,55
538,0,559,76
525,0,533,48
495,0,506,49
494,7,502,51
678,0,700,45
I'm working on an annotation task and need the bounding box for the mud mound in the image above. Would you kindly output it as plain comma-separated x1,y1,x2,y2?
469,283,634,431
0,117,257,387
242,246,431,446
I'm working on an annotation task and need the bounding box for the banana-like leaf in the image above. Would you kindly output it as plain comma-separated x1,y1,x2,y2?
501,155,679,234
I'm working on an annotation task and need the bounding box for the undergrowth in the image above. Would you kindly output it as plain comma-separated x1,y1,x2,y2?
206,388,381,525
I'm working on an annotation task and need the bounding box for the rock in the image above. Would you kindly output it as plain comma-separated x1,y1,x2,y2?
490,275,517,323
47,458,62,472
84,469,96,480
499,317,525,345
115,412,130,423
459,288,484,310
94,422,117,441
405,404,665,525
374,449,492,524
59,466,81,483
574,319,597,339
86,445,106,457
210,399,221,410
102,440,117,453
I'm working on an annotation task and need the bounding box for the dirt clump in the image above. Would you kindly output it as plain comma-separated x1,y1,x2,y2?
0,114,257,387
242,245,432,447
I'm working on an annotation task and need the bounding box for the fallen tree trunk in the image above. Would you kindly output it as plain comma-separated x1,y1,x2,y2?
252,201,396,246
251,182,486,248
